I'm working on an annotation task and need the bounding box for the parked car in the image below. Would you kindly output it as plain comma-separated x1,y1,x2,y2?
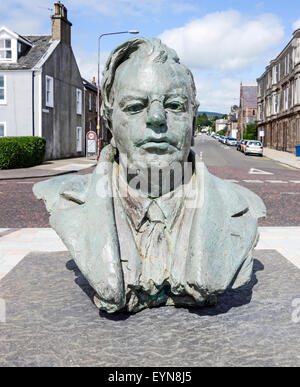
219,135,227,144
218,135,224,142
244,140,263,156
226,137,237,146
222,136,228,144
236,140,242,151
240,140,249,153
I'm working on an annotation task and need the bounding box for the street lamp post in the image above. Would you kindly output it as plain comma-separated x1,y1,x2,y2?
97,30,139,160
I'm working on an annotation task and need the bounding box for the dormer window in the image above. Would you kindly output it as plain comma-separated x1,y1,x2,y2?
0,39,12,60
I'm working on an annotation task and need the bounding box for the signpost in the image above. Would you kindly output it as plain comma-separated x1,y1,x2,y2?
259,130,265,145
86,131,97,159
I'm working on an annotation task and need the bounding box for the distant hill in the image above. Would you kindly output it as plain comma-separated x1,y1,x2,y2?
197,111,225,117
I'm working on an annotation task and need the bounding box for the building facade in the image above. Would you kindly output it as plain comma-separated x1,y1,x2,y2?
237,84,257,140
227,105,238,138
83,77,97,135
0,2,85,160
257,29,300,153
215,118,227,133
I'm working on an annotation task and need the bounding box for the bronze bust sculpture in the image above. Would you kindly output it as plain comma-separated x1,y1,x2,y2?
34,37,266,313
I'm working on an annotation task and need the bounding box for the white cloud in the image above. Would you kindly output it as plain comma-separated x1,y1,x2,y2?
74,48,110,82
159,10,284,71
193,74,257,113
292,18,300,31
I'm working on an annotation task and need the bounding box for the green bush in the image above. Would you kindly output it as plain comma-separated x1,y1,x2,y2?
0,137,46,169
244,123,257,140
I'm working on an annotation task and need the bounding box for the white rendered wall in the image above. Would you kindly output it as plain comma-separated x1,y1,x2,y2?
0,71,33,136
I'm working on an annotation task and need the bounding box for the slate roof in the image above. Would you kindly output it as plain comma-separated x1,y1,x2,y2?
82,78,97,92
0,35,52,70
241,85,257,108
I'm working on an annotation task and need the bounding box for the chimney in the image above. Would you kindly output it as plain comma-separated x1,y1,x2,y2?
51,2,72,45
91,76,96,86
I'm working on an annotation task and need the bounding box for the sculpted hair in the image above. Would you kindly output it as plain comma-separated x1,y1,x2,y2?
100,37,198,132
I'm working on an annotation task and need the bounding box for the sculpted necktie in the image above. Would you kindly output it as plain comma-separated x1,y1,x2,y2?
138,200,171,293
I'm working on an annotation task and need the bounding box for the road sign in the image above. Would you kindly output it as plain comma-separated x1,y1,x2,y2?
86,131,97,156
87,131,96,141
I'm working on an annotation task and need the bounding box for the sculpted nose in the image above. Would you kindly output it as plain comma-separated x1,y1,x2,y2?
146,101,167,130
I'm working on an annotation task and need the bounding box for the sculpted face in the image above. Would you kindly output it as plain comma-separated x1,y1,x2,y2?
111,59,195,170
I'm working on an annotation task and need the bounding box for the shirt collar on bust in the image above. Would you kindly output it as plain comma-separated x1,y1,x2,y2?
112,162,188,232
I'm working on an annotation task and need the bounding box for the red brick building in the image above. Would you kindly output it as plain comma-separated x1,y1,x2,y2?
237,83,258,140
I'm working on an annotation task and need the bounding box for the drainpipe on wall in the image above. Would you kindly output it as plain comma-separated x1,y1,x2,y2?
32,70,35,136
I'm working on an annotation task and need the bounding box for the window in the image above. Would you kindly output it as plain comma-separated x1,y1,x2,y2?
267,71,272,89
296,77,300,105
272,93,280,114
0,75,6,104
292,47,295,68
76,127,82,152
0,39,12,60
89,93,92,111
76,89,82,115
0,122,5,137
292,39,300,68
283,87,289,111
291,81,295,107
45,75,54,107
95,96,98,112
272,63,280,84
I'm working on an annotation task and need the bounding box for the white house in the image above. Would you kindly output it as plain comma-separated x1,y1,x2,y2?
215,118,227,133
0,2,85,160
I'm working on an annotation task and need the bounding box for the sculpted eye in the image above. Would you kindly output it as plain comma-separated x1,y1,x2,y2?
165,101,185,112
124,103,145,114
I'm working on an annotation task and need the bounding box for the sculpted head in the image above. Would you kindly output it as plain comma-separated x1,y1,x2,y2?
101,37,198,171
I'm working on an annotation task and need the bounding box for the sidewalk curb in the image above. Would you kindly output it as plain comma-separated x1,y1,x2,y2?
0,169,79,181
264,156,300,170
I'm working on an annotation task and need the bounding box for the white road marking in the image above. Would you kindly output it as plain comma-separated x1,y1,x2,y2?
290,180,300,183
266,180,288,184
249,168,274,175
243,180,264,183
280,192,300,195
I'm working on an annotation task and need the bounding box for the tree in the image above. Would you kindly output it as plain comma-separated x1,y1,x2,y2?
218,128,227,135
244,122,257,140
196,113,212,129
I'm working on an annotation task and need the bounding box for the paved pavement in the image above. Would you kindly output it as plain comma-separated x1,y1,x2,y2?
263,146,300,170
0,227,299,283
0,157,97,180
1,248,299,367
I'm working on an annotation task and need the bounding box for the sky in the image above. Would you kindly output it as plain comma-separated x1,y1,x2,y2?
1,0,300,113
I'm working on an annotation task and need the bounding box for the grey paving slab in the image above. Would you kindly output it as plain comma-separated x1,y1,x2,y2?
0,250,300,367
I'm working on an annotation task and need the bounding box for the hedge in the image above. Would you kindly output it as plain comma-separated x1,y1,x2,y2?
0,137,46,169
